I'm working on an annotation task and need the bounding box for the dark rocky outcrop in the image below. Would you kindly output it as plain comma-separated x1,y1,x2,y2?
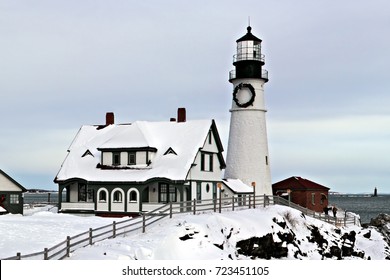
236,233,288,259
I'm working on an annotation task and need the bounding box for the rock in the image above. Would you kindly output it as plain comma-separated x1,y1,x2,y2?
179,234,193,241
329,246,342,260
369,213,390,247
363,230,371,239
236,233,288,259
308,226,328,248
370,213,390,228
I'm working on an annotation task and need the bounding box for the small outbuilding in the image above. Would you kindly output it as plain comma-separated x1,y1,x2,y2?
272,176,330,213
0,169,27,215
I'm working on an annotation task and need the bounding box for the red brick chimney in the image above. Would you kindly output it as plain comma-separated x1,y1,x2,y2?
106,112,114,125
177,108,186,123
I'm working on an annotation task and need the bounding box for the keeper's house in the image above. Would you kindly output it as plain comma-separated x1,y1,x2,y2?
0,169,27,215
272,176,329,213
54,109,227,216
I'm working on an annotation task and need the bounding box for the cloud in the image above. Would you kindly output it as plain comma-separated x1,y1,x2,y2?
268,115,390,191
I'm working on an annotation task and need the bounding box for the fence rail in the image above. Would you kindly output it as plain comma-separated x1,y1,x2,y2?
2,194,357,260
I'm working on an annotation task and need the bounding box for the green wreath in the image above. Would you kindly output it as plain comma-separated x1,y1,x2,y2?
233,83,256,108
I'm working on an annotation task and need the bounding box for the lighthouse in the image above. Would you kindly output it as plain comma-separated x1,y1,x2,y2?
224,26,272,195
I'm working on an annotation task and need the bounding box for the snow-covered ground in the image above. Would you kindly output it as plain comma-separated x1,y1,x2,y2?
0,204,389,260
0,206,126,259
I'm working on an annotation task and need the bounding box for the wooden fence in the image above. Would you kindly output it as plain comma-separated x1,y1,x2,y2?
2,194,358,260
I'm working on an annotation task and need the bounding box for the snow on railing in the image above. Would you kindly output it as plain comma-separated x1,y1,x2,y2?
2,195,357,260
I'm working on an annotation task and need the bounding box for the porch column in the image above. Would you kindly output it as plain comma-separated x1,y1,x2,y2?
139,185,147,212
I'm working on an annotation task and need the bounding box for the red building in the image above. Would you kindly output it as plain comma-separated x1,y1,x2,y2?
272,176,329,213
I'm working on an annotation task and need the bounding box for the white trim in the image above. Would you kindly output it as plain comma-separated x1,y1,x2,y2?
111,188,125,212
97,187,109,211
127,188,139,212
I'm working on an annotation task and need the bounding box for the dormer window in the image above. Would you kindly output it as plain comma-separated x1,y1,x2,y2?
98,147,157,168
112,152,121,166
128,152,136,165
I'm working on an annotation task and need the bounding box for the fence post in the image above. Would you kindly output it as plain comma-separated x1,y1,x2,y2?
113,221,117,238
66,236,71,257
213,197,216,212
218,183,222,213
263,194,266,208
193,199,196,215
248,195,251,209
219,192,222,213
89,228,93,245
44,248,48,260
16,252,21,260
251,182,256,209
142,215,146,233
170,201,173,218
232,196,235,211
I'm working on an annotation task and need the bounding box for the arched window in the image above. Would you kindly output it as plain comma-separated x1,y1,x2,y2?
129,190,137,202
113,190,122,202
98,190,107,202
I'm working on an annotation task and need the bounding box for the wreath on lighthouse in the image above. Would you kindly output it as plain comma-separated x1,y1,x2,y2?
233,83,256,108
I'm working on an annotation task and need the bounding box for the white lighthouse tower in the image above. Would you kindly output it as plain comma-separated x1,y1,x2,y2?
224,26,272,195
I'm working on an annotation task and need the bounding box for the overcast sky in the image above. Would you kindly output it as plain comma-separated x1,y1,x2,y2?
1,0,390,193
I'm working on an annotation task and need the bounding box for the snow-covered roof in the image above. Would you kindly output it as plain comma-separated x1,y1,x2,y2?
55,120,217,183
223,178,254,194
273,176,330,191
0,169,27,192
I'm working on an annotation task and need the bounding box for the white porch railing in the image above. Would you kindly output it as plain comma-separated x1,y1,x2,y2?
61,202,94,211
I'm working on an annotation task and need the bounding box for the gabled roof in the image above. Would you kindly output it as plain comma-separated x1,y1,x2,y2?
55,119,224,183
0,169,27,192
273,176,330,191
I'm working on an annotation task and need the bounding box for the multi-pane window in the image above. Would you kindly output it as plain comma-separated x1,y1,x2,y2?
128,152,136,165
160,184,168,203
9,194,19,204
78,184,93,202
159,184,176,203
169,186,177,202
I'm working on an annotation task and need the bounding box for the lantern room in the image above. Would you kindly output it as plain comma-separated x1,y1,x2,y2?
229,26,268,82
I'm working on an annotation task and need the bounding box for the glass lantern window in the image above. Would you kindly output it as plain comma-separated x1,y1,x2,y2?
237,40,261,61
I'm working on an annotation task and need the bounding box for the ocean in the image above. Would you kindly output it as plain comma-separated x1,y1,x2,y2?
329,194,390,224
23,192,390,224
23,192,63,205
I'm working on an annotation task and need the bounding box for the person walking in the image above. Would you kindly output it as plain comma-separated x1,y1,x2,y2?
332,205,338,218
